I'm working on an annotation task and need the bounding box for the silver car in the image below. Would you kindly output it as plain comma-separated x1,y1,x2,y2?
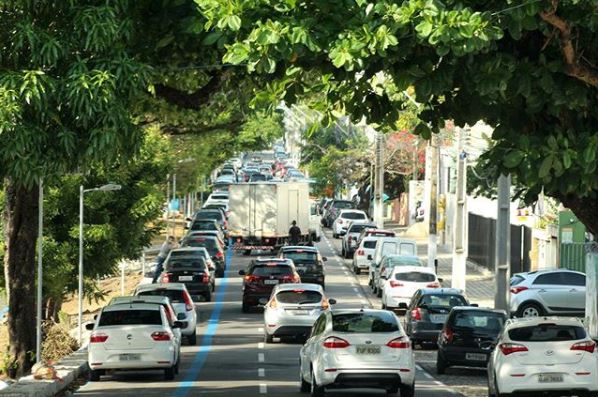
509,269,586,317
263,283,335,343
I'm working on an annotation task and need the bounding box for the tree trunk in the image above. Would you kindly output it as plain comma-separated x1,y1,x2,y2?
2,180,38,377
556,194,598,236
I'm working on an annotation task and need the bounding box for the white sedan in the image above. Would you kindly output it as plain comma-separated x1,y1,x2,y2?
300,309,415,396
87,303,181,381
488,317,598,397
381,266,440,311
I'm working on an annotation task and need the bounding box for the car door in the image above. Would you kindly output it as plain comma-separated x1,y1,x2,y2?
301,314,327,379
560,272,586,313
532,272,569,313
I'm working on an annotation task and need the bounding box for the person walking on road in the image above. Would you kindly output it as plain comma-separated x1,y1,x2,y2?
152,235,177,283
289,220,302,245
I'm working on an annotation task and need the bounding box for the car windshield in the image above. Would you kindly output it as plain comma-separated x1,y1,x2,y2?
99,309,162,326
342,212,366,220
138,289,185,304
276,290,322,304
420,294,467,307
388,258,423,267
394,272,435,282
169,251,205,260
182,239,218,254
363,241,377,249
166,259,206,270
251,265,293,277
349,224,371,233
510,275,526,286
284,251,318,263
332,312,399,333
509,324,586,342
333,201,353,209
190,221,217,231
211,195,228,200
196,212,223,221
452,311,505,333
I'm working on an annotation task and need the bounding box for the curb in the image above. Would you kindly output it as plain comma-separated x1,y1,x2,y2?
0,350,88,397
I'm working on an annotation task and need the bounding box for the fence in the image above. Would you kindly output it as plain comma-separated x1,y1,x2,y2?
467,213,532,274
560,243,587,272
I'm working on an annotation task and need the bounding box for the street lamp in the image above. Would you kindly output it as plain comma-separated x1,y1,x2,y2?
78,183,122,344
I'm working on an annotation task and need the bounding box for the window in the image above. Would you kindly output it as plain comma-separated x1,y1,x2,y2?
165,258,206,270
311,315,327,337
138,289,185,304
399,243,416,255
169,251,205,260
381,242,398,256
284,251,318,264
533,273,564,285
99,309,162,326
561,272,586,286
251,265,293,277
276,290,322,304
363,241,377,249
452,311,505,333
342,212,366,220
394,272,436,282
196,212,223,222
510,275,525,286
183,239,218,254
388,257,424,268
333,201,353,209
509,324,586,342
332,312,399,333
420,294,467,308
349,224,369,233
191,221,217,231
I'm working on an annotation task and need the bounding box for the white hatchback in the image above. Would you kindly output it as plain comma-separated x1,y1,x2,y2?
488,317,598,396
87,303,181,381
331,210,368,238
351,237,378,274
381,266,440,311
300,309,415,396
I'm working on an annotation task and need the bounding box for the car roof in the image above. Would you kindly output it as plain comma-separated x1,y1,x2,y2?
253,258,292,265
273,283,324,293
516,269,586,277
504,316,585,328
348,222,376,228
172,247,208,252
280,246,318,252
109,296,169,306
330,308,396,316
419,288,464,295
102,303,162,312
385,254,421,261
339,209,365,214
365,229,395,234
390,265,434,274
135,283,187,292
450,306,507,315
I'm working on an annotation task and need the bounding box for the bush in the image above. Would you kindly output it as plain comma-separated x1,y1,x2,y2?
41,321,79,364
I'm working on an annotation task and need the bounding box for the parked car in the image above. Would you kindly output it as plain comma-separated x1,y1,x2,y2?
352,237,378,274
487,317,598,396
322,199,355,227
332,209,369,238
509,269,586,317
381,266,441,311
263,283,335,343
341,221,376,258
134,283,198,345
86,303,181,381
299,309,415,397
373,254,424,297
404,288,470,347
238,258,300,312
278,246,327,288
180,235,226,277
159,256,214,302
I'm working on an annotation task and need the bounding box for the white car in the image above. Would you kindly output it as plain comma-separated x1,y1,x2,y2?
352,237,378,274
263,283,335,343
331,209,369,238
488,317,598,397
375,255,426,297
341,221,376,258
87,303,181,381
299,309,415,396
135,283,198,345
381,266,440,311
205,191,229,207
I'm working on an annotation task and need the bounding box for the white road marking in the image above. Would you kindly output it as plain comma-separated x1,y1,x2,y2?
258,327,264,333
258,353,265,362
352,287,359,293
258,342,264,349
259,383,267,394
360,300,368,305
258,368,265,377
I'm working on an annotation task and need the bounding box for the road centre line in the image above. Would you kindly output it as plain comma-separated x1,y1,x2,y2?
258,327,264,333
258,353,265,362
258,368,265,377
258,342,264,349
259,384,267,394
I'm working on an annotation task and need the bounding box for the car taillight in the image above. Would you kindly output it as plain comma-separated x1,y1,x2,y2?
389,280,404,288
202,273,210,283
571,341,596,353
282,274,300,283
411,308,422,321
338,219,343,224
214,251,224,260
348,236,352,242
427,282,440,288
387,336,410,349
510,286,528,294
499,343,528,355
90,333,108,343
442,327,454,343
323,336,350,348
244,275,260,283
151,331,171,341
269,299,278,309
356,249,364,256
183,290,194,311
161,273,172,283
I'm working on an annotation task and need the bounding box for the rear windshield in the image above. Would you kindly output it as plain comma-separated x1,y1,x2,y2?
196,212,223,221
395,272,435,282
251,265,293,277
276,290,322,304
367,231,395,237
399,243,416,255
165,258,206,270
190,221,217,231
388,258,423,267
169,251,205,260
182,239,218,253
510,275,525,286
452,311,505,333
509,324,586,342
342,212,366,220
420,294,467,307
138,289,185,304
283,251,317,263
349,224,371,232
99,309,162,326
332,312,399,333
363,241,377,249
333,201,353,209
211,195,228,200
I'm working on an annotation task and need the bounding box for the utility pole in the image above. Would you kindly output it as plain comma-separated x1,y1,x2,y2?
495,174,511,312
36,179,43,363
452,128,468,291
427,135,439,269
373,132,384,228
171,173,177,239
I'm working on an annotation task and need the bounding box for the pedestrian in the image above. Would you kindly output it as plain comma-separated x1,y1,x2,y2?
289,220,302,245
152,235,176,283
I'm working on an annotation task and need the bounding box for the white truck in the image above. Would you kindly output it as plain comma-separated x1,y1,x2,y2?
228,182,311,251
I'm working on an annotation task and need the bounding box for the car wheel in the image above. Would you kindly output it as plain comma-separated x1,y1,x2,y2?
310,369,325,397
164,365,176,381
387,385,399,395
242,302,250,313
376,288,382,298
175,356,180,374
243,249,251,256
300,366,310,393
332,233,337,238
89,369,102,381
436,351,448,374
399,383,415,397
204,292,212,302
187,330,197,345
354,267,360,275
264,332,274,343
382,303,387,310
517,302,543,318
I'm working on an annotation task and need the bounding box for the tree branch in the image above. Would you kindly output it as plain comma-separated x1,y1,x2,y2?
154,71,228,110
539,1,598,87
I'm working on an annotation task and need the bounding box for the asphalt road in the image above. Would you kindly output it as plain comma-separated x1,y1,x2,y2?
74,232,474,397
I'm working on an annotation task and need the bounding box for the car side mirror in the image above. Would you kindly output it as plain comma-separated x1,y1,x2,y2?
470,303,479,307
238,269,246,276
186,217,192,221
258,298,268,306
184,226,189,230
328,298,337,305
85,322,95,331
322,257,328,262
177,313,186,320
398,302,408,309
438,278,444,283
172,321,183,329
93,314,98,320
367,255,373,260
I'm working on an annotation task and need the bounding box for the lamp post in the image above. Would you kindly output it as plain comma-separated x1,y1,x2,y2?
78,183,122,344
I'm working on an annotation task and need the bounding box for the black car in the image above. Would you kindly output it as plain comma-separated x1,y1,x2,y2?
238,259,300,312
180,235,226,277
436,307,507,374
191,209,227,230
404,288,470,347
278,246,327,288
160,256,214,302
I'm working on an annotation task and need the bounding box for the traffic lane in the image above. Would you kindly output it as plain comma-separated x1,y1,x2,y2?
323,230,489,397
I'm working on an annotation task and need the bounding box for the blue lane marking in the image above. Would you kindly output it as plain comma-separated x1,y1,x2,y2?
172,241,233,397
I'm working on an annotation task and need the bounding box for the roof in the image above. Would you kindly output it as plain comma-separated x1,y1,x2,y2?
280,246,318,252
418,288,464,295
390,265,435,274
109,296,169,306
330,308,396,316
135,283,187,292
253,258,292,265
366,229,395,234
505,316,585,328
102,303,162,312
171,247,208,252
386,254,421,262
338,209,367,214
516,268,585,277
273,283,324,293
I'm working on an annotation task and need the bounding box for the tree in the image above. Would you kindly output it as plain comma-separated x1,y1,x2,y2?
196,0,598,234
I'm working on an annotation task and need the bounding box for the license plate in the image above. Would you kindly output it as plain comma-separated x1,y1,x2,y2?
430,314,447,323
465,353,487,361
179,275,193,281
264,279,278,285
356,345,381,355
119,354,140,361
288,310,308,315
538,374,563,383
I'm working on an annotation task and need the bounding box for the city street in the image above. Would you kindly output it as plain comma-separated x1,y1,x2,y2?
73,231,483,397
